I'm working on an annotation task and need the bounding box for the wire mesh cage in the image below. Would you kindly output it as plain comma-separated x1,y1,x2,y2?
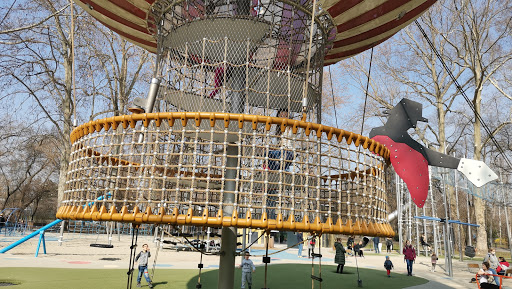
154,0,335,120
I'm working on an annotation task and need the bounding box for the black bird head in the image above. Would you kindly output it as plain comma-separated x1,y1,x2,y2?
383,98,428,129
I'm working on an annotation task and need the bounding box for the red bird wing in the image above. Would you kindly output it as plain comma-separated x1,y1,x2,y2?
372,135,429,208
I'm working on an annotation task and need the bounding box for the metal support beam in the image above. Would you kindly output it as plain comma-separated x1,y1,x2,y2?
454,170,463,261
429,166,439,255
441,170,453,277
217,146,238,289
466,180,472,247
58,220,65,247
505,206,512,260
396,174,403,253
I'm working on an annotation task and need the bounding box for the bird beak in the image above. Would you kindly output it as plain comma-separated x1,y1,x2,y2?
419,117,428,122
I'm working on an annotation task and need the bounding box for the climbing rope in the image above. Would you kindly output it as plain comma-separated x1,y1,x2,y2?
360,48,374,136
174,227,219,256
161,227,314,258
300,0,318,122
150,225,165,280
197,246,204,288
310,235,322,289
328,66,339,128
126,224,140,289
239,231,265,254
262,231,270,289
247,233,318,257
158,226,210,287
195,227,207,289
354,247,363,287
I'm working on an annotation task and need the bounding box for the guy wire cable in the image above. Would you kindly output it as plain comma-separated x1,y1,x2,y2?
360,48,374,136
414,19,512,170
328,66,339,128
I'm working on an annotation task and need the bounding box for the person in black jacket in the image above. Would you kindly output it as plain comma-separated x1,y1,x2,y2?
386,238,393,253
384,256,394,277
346,235,354,256
334,238,346,273
354,241,364,258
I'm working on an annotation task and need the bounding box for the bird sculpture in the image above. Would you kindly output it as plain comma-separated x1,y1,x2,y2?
370,98,498,207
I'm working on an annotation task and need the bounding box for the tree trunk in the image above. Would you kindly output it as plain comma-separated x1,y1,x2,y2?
57,38,73,205
57,156,69,205
472,86,487,254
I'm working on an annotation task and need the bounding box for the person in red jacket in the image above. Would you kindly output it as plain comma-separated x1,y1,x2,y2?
497,257,510,275
402,240,416,276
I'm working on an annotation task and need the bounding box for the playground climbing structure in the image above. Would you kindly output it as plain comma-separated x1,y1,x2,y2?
52,0,443,237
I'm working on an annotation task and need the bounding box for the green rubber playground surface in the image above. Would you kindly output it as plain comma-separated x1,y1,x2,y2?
0,264,429,289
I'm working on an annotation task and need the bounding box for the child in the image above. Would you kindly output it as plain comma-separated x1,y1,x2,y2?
431,252,438,272
308,234,316,258
239,252,255,289
135,244,153,288
384,256,394,277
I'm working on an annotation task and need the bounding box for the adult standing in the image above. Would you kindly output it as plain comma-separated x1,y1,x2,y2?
483,248,500,287
403,240,416,276
296,232,304,258
373,236,380,253
354,241,364,257
334,238,346,273
386,238,393,253
347,235,355,256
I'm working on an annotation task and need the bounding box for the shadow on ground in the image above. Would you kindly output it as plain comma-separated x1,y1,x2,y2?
186,264,429,289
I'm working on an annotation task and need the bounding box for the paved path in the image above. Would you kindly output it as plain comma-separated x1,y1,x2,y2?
1,233,509,288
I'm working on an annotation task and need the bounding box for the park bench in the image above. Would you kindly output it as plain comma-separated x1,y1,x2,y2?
505,268,512,276
468,263,480,273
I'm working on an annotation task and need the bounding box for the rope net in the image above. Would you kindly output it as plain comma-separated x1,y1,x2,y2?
154,0,335,120
57,0,395,236
57,113,393,236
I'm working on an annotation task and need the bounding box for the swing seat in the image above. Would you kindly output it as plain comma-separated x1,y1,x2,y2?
311,275,323,282
90,243,114,248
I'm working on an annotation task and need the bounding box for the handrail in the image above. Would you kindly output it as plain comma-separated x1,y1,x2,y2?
69,112,390,160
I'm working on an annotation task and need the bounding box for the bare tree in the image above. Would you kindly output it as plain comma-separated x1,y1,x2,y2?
333,0,512,253
0,1,154,209
79,25,152,119
438,0,512,253
0,124,59,214
0,0,81,205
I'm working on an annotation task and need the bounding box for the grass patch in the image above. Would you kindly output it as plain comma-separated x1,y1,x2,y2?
0,265,428,289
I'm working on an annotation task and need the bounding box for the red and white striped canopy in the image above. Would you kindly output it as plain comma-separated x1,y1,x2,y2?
75,0,436,65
